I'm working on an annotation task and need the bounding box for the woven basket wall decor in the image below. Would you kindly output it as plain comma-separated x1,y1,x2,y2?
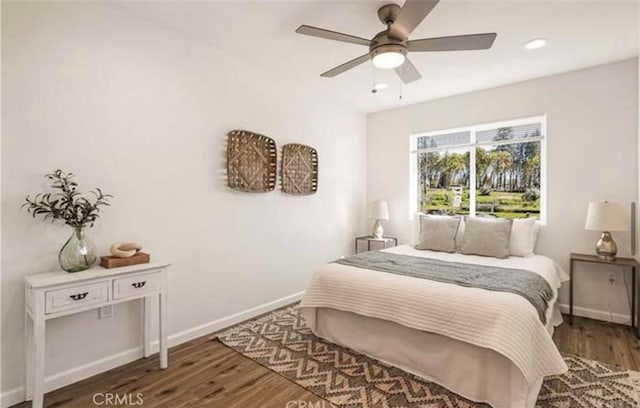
226,130,277,193
281,143,318,195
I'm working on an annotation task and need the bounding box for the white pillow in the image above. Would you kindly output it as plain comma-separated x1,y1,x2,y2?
509,218,540,257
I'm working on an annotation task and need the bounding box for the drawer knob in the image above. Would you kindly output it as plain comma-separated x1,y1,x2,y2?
69,292,88,301
131,281,147,289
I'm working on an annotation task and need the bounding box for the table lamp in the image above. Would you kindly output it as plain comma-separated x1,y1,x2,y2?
370,200,389,239
585,201,629,261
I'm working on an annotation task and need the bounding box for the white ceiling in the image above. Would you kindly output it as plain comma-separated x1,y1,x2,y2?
115,0,639,113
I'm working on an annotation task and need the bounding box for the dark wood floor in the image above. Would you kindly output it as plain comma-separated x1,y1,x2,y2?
553,315,640,370
12,315,640,408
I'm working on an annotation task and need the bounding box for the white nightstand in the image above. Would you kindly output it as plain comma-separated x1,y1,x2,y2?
23,262,170,408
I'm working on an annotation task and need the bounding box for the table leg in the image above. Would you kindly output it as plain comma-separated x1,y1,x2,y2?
569,259,574,325
368,241,371,252
355,238,358,254
631,266,636,329
633,266,638,338
32,314,45,408
24,310,33,401
143,296,152,358
159,291,168,369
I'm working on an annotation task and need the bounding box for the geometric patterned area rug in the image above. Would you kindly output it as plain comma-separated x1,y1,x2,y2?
217,305,640,408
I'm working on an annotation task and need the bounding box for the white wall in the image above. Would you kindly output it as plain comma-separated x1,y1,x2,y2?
368,58,638,319
1,0,367,400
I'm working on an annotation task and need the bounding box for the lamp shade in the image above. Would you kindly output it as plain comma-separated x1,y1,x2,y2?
585,202,629,231
370,200,389,220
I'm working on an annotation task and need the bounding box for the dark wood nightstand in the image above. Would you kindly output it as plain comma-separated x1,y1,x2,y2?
355,236,398,254
569,253,639,337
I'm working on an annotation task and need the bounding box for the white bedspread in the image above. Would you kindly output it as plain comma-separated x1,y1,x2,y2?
300,245,569,384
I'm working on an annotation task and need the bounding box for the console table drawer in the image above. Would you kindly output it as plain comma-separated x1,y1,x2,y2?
45,281,109,314
113,272,161,299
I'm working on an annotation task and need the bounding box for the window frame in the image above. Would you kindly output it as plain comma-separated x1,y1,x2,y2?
409,115,547,224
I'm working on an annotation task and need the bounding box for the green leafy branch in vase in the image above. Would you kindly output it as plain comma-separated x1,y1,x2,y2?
23,169,113,228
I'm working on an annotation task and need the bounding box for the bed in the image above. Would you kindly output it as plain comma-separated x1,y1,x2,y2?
299,244,570,408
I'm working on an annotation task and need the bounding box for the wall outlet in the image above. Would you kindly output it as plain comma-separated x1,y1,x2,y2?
608,272,617,285
99,305,114,319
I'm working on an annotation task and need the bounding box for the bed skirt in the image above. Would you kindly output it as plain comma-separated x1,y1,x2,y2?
301,306,562,408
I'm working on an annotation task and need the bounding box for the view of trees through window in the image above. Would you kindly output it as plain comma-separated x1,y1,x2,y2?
417,122,543,219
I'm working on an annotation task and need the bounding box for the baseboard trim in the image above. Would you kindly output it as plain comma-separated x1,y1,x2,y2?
558,303,631,326
0,389,24,408
1,291,304,408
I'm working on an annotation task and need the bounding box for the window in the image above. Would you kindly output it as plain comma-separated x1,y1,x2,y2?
411,116,546,222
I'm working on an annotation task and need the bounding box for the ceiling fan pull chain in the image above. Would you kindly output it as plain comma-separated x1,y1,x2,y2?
371,65,377,94
373,64,376,86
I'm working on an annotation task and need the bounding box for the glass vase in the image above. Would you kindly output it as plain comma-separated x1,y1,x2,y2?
59,227,97,272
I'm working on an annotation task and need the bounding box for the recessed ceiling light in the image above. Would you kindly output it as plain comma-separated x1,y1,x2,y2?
523,38,547,50
373,82,388,91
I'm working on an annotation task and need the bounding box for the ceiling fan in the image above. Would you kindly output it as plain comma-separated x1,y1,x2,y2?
295,0,497,84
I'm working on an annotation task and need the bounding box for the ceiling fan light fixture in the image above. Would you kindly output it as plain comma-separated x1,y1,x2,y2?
372,51,406,69
523,38,547,50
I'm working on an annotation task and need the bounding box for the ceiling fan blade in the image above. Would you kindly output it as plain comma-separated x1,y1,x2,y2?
295,25,371,46
389,0,439,40
408,33,497,52
395,58,422,84
320,54,370,77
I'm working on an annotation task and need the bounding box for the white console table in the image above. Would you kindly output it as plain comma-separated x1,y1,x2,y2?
24,262,170,408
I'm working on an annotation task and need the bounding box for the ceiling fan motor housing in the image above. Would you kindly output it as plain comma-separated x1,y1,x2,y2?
369,31,408,60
